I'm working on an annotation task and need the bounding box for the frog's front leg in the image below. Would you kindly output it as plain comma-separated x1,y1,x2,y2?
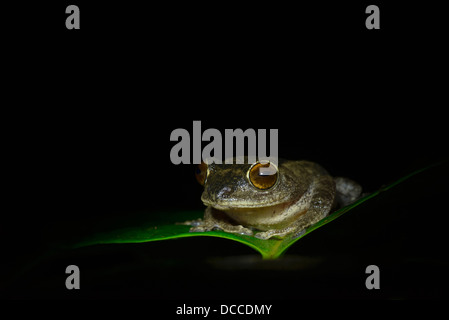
189,207,254,236
255,175,336,240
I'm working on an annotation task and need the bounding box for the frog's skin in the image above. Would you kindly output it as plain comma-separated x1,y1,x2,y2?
187,159,362,240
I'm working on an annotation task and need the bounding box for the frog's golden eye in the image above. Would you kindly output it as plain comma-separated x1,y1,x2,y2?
248,161,278,190
195,162,208,186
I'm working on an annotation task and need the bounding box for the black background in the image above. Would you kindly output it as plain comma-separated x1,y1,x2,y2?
2,0,448,308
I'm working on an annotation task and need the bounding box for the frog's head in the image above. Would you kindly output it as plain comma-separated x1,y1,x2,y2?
195,158,301,212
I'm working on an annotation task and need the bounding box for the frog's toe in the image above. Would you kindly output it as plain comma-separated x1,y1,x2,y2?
255,229,294,240
189,221,221,233
189,225,209,233
236,226,254,236
255,231,275,240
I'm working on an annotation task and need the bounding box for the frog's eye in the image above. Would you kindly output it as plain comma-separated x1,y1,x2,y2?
195,162,208,186
248,161,278,190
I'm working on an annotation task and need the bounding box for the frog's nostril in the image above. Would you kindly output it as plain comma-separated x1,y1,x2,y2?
218,186,232,198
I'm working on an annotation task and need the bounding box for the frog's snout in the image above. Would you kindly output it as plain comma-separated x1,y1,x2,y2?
201,185,234,207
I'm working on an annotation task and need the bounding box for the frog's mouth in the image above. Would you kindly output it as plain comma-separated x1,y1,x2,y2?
202,198,291,212
210,202,292,216
206,200,304,229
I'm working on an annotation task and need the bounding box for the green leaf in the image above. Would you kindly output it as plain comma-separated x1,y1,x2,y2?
72,162,444,259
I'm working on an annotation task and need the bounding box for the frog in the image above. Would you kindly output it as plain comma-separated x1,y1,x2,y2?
184,158,362,240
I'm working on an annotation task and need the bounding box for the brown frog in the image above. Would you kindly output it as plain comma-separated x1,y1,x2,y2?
186,158,362,240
